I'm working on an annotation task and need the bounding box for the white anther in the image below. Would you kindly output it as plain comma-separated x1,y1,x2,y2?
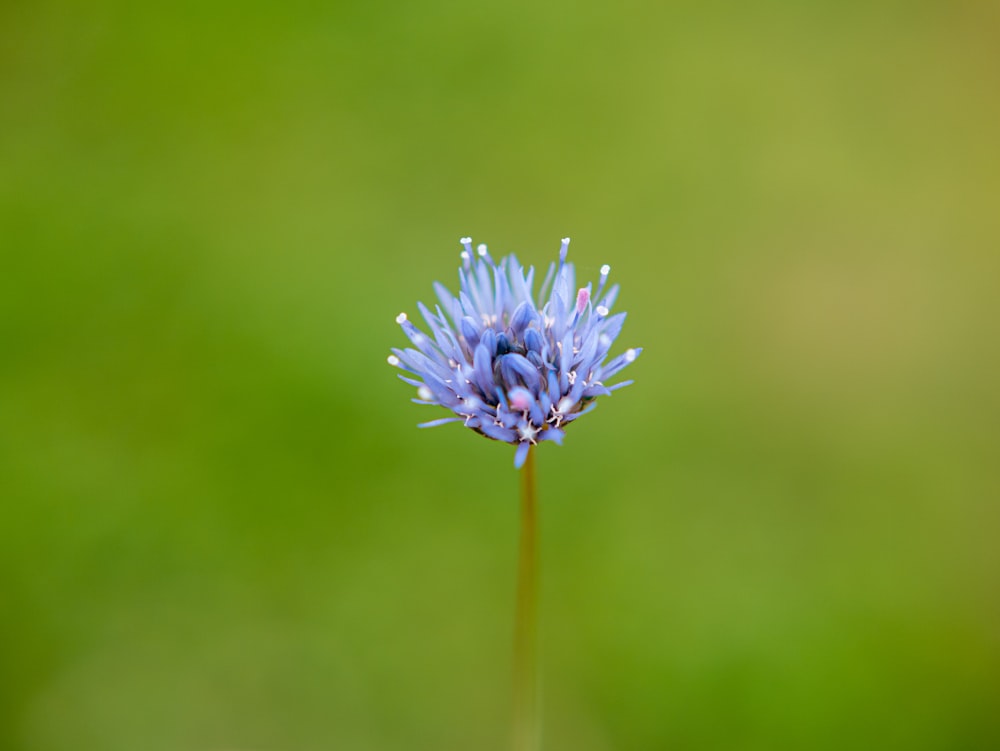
460,250,470,261
459,236,472,244
477,243,488,256
561,237,571,245
417,385,433,401
600,264,611,276
387,355,400,366
598,333,611,347
396,312,407,324
556,396,575,414
596,305,609,316
625,348,637,362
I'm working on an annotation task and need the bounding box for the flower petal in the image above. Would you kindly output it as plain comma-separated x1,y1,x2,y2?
514,441,531,469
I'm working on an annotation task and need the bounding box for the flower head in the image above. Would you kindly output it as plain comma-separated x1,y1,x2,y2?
389,237,641,468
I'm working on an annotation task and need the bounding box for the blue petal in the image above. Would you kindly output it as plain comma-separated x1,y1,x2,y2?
396,374,425,388
537,261,557,306
500,353,540,392
599,312,627,343
607,379,633,392
599,283,619,311
528,400,546,426
539,426,564,445
561,401,597,423
600,347,641,380
418,417,463,428
473,344,494,393
434,281,460,324
480,327,497,356
461,317,481,347
511,265,536,309
509,300,535,336
547,369,561,406
479,420,516,443
524,327,545,355
494,262,513,317
514,441,531,469
497,407,519,429
582,383,614,398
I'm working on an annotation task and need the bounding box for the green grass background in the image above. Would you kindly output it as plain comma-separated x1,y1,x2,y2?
2,1,999,749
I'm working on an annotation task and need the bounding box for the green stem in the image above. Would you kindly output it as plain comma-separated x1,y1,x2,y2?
513,446,539,751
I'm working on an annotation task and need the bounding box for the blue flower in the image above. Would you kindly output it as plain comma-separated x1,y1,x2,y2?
389,237,641,468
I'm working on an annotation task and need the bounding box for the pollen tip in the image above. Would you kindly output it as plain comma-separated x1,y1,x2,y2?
477,243,488,256
561,237,571,245
459,236,472,244
396,312,407,324
417,385,433,401
625,348,637,362
601,264,611,276
387,355,400,366
596,305,609,316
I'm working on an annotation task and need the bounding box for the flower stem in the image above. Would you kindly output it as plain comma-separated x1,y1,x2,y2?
513,446,539,751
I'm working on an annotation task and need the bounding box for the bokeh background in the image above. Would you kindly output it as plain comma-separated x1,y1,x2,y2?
3,1,999,749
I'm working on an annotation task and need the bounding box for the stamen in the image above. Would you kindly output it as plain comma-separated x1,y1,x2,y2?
459,238,474,269
477,243,488,257
417,385,433,401
387,355,400,366
559,237,571,264
596,264,611,300
596,305,609,317
396,312,407,324
625,348,637,362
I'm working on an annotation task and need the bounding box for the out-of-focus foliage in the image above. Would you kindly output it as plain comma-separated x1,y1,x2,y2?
2,1,998,749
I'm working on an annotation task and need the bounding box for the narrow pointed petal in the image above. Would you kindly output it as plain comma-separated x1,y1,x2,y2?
509,300,535,336
514,441,531,469
417,417,463,428
539,427,565,445
473,344,494,393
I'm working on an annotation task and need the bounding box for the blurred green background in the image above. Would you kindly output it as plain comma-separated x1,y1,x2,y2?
2,1,999,749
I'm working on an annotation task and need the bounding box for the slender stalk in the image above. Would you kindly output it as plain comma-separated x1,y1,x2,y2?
513,446,539,751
